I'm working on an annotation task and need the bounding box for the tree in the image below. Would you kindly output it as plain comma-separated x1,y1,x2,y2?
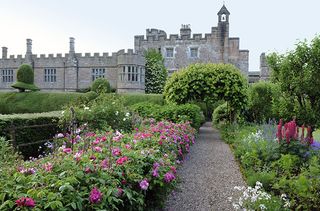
267,35,320,126
11,64,39,92
164,63,248,122
144,49,168,94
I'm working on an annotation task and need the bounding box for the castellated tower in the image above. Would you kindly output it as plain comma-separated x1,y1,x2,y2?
134,4,249,76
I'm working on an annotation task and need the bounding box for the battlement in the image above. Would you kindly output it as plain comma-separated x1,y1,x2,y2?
135,30,215,42
0,49,143,62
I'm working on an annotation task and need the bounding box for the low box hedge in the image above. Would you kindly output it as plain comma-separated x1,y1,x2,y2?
0,111,62,159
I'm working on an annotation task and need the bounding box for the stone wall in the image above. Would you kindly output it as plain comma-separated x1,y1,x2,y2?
0,39,145,92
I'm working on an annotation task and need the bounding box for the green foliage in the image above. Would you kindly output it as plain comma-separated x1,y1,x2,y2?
130,102,204,130
247,81,276,123
267,35,320,127
0,111,61,158
91,78,111,94
0,121,196,210
60,94,132,132
120,93,164,106
212,102,229,125
0,92,85,114
0,137,22,170
145,49,168,94
222,122,320,210
164,63,248,122
11,64,39,92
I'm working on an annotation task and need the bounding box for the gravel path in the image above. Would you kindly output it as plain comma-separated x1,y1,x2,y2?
164,122,246,211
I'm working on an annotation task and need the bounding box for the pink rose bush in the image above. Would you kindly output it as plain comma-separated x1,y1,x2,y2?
0,120,196,210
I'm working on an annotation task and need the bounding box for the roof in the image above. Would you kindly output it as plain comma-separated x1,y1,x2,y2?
217,5,230,15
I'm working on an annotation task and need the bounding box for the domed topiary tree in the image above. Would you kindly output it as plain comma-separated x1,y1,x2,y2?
164,63,248,122
11,64,39,92
91,78,111,94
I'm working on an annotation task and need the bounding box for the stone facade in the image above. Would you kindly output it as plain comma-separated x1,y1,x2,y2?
0,38,145,92
0,5,270,92
134,5,249,75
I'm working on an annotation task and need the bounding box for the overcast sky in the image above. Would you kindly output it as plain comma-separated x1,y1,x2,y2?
0,0,319,71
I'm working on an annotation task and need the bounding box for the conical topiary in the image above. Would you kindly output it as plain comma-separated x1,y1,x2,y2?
11,64,40,92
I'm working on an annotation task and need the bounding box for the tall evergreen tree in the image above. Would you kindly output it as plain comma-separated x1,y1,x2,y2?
144,49,168,94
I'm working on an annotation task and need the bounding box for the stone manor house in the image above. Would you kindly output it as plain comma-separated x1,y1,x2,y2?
0,5,269,92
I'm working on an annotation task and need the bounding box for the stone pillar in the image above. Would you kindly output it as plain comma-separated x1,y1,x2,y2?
2,47,7,59
26,39,32,54
69,37,75,54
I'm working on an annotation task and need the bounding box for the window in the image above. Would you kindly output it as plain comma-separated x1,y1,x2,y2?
1,69,14,82
190,47,198,58
120,66,125,81
92,68,105,81
44,68,56,82
221,14,226,22
166,48,174,58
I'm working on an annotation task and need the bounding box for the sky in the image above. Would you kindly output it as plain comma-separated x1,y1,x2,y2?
0,0,319,71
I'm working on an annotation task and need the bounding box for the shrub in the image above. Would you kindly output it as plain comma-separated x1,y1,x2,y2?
60,94,132,132
0,137,22,170
212,102,228,125
91,78,111,94
164,63,248,122
130,102,204,130
0,111,61,159
120,93,164,106
0,121,196,210
247,81,276,123
145,49,168,94
11,64,39,92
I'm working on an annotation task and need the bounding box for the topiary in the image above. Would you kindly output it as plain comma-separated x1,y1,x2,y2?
11,64,39,92
91,78,111,94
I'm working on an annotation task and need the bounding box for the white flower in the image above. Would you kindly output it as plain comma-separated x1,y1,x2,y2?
259,204,267,210
125,112,130,117
61,111,65,114
115,111,119,115
84,106,89,110
123,118,126,121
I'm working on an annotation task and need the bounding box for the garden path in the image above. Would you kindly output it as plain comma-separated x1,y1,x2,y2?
164,122,245,211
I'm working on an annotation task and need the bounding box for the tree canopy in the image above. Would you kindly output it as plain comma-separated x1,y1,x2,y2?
164,63,248,119
267,35,320,126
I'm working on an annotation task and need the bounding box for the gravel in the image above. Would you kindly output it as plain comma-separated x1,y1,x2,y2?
164,122,246,211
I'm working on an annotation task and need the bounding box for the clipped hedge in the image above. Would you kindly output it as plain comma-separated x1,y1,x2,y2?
91,78,111,94
0,111,62,158
130,102,204,130
0,92,164,114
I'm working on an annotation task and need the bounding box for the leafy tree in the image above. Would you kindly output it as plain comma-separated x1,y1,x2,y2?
267,35,320,126
11,64,39,92
145,49,168,94
247,81,276,123
91,78,111,94
164,63,248,122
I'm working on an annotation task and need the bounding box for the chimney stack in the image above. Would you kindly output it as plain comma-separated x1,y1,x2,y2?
69,37,75,53
2,47,8,59
26,39,32,54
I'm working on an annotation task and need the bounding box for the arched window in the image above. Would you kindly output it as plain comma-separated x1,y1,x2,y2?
221,14,226,22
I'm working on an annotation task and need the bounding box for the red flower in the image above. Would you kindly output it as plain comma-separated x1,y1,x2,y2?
116,156,128,165
16,197,35,207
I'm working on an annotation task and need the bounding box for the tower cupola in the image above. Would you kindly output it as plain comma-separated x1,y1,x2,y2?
217,4,230,23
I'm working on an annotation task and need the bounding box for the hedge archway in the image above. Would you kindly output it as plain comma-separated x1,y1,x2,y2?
163,63,248,115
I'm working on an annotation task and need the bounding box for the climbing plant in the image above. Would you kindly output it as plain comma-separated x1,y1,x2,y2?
144,49,168,94
164,63,248,121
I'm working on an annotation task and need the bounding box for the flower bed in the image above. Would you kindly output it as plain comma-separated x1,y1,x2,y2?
222,120,320,210
0,120,196,210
